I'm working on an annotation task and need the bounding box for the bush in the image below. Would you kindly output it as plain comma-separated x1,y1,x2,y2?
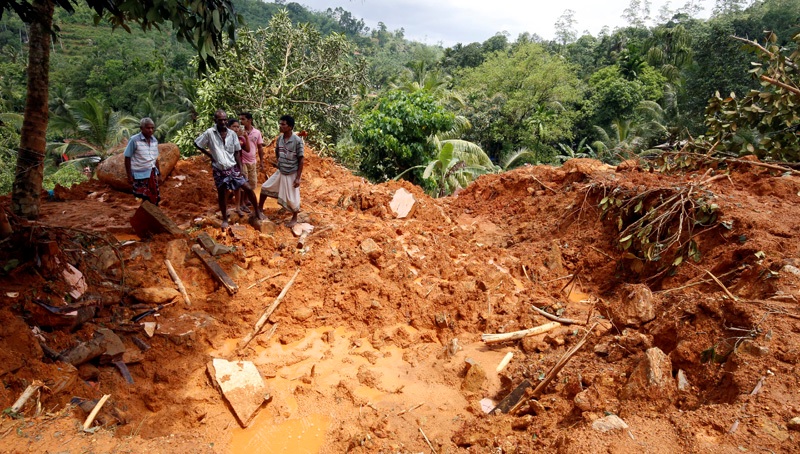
43,163,88,191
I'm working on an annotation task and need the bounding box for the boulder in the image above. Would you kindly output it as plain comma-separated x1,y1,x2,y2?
207,358,269,427
621,347,676,402
96,143,181,191
605,283,656,327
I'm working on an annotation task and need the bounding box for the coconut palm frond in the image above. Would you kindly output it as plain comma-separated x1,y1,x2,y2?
501,147,536,170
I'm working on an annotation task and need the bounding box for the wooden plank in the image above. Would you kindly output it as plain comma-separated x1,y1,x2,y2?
240,269,300,349
191,244,238,295
481,322,561,344
490,379,532,415
196,231,234,256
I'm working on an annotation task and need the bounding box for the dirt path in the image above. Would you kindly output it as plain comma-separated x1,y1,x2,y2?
1,152,799,453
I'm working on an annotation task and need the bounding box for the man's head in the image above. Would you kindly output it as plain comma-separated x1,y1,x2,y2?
140,117,155,139
214,110,228,131
239,112,253,128
279,115,295,134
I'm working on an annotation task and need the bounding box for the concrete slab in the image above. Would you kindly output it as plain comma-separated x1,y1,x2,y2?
208,358,269,427
390,188,416,219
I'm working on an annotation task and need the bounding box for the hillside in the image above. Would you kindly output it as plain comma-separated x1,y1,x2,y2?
1,148,799,452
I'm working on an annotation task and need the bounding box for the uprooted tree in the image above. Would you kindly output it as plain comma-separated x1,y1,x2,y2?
2,0,240,220
696,31,800,161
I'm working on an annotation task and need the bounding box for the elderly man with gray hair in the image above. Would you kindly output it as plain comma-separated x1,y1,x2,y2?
124,117,162,205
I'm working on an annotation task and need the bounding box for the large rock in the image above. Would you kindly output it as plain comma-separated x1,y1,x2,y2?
462,358,486,393
592,414,628,433
605,283,656,327
620,347,676,403
96,143,181,191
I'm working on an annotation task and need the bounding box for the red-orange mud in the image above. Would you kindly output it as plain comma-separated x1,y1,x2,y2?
1,151,799,453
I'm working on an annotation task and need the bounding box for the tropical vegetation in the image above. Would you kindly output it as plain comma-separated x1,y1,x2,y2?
1,0,800,212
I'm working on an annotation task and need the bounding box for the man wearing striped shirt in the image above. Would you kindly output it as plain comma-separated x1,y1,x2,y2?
259,115,304,227
124,117,162,205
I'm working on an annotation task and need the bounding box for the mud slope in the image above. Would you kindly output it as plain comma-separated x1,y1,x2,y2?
1,151,799,453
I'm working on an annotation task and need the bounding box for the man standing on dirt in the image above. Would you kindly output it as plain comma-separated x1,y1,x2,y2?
124,117,162,206
258,114,304,227
195,109,265,229
238,112,265,186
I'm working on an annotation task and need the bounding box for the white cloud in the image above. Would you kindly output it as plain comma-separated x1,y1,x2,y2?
296,0,711,46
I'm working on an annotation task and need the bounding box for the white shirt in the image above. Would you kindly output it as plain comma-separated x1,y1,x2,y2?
194,126,240,170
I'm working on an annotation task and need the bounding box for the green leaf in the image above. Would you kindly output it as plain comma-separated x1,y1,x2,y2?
212,10,221,31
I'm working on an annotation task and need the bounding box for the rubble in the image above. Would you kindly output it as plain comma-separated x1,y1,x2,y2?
2,150,800,452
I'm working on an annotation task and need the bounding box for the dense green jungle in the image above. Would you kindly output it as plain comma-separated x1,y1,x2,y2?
1,0,800,198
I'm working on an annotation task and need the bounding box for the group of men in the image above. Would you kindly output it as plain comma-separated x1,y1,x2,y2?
124,110,305,229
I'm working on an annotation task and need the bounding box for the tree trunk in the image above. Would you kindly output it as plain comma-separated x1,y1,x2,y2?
11,0,54,220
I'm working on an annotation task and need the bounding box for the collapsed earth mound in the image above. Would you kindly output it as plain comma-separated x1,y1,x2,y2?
1,150,799,452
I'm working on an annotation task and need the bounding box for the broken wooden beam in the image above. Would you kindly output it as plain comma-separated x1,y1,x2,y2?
83,394,111,431
196,231,234,256
481,321,560,345
496,352,514,373
240,269,300,349
296,231,309,249
10,380,43,414
246,272,283,290
531,305,584,325
191,244,238,295
490,379,532,415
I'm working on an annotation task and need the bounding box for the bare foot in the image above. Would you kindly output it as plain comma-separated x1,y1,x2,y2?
240,205,251,213
285,218,298,228
257,211,267,221
221,220,229,229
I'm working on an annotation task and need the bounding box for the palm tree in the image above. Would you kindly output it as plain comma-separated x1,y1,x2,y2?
592,101,669,159
555,138,598,163
392,59,465,108
500,148,538,170
396,136,498,197
149,71,174,102
48,85,73,118
49,96,138,160
646,24,692,85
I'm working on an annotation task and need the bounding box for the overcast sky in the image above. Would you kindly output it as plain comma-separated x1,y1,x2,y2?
296,0,712,46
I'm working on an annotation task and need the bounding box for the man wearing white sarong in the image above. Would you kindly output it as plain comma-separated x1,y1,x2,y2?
259,114,304,227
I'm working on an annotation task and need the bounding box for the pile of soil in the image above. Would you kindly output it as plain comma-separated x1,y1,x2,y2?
1,148,799,453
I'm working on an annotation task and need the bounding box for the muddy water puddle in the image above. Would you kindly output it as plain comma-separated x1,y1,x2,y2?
218,325,515,453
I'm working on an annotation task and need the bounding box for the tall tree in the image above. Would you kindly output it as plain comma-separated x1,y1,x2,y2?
622,0,652,28
457,42,584,159
1,0,239,219
184,9,367,145
554,9,577,46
